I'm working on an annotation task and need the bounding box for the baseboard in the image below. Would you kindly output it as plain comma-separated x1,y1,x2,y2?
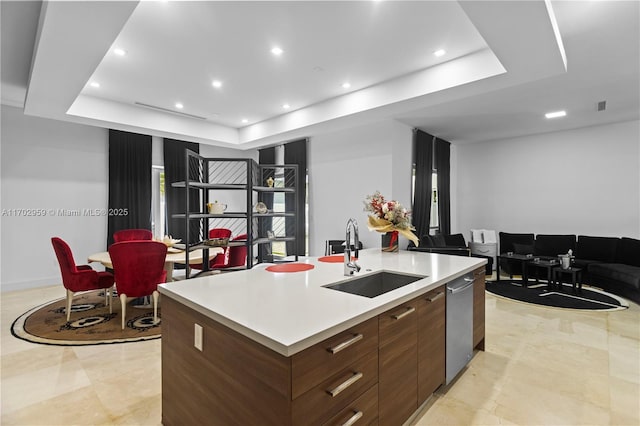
1,277,59,293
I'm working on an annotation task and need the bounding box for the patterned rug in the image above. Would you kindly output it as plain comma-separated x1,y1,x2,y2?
486,280,629,311
11,291,161,346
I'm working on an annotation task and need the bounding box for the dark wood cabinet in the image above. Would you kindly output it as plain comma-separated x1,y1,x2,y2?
417,286,446,403
378,301,418,426
162,279,466,426
473,266,486,350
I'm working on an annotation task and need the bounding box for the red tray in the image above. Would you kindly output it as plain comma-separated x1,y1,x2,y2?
265,263,315,273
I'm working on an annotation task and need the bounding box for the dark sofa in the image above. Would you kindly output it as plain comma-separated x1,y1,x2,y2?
499,232,640,304
408,233,493,275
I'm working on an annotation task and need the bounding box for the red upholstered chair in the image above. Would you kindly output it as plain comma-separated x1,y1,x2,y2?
190,228,232,270
213,234,248,270
51,237,115,321
108,241,167,329
113,229,153,243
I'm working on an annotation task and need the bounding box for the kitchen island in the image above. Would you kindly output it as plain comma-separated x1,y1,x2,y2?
159,249,486,425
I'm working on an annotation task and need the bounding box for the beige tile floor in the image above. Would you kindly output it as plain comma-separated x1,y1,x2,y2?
1,283,639,425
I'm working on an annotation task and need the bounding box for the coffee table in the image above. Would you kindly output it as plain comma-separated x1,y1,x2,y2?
497,253,533,287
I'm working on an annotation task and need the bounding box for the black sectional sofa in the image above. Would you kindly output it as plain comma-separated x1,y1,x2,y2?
499,232,640,304
407,233,494,276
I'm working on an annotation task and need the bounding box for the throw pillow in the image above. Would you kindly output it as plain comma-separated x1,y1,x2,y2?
513,243,535,255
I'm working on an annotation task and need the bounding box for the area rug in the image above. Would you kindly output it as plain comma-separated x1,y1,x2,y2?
486,280,629,311
11,291,161,346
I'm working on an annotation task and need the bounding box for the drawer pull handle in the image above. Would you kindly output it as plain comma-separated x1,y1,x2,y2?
328,333,364,354
327,372,363,397
341,410,363,426
426,292,444,302
392,306,415,320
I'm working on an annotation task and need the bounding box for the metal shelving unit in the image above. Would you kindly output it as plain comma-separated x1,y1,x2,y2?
171,150,299,277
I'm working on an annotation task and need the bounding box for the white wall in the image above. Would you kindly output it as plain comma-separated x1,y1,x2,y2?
308,120,413,256
199,143,258,219
1,105,109,292
454,120,640,242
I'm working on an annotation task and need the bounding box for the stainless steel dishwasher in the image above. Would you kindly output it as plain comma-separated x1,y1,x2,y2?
445,272,475,384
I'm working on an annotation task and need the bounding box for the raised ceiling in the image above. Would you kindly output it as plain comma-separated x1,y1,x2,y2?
3,1,638,148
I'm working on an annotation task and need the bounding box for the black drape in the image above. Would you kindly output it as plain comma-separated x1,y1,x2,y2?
258,147,276,261
164,138,200,245
435,138,451,235
107,130,152,247
284,139,307,256
412,130,434,242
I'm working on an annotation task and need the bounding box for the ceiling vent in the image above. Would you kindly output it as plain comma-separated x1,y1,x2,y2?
134,102,208,120
597,100,607,112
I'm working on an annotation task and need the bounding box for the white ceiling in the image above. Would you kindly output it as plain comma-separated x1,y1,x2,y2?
2,1,638,149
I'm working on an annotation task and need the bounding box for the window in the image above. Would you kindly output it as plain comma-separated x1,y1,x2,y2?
429,172,438,233
151,166,166,239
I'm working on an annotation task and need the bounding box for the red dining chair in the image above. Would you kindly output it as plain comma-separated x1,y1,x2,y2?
190,228,233,270
113,229,153,243
108,241,167,329
213,234,248,270
51,237,115,321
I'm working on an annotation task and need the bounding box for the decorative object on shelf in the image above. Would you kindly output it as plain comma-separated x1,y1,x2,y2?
255,202,268,214
207,201,227,214
205,237,229,247
266,230,275,240
266,176,274,188
364,191,419,250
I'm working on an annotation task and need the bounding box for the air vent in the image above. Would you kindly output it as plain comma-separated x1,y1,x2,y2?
134,102,208,120
597,100,607,112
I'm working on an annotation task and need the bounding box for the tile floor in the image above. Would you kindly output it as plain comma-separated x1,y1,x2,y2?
1,283,639,425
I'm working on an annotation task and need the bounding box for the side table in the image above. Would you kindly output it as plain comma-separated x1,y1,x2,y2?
528,259,561,290
496,253,532,287
553,267,583,294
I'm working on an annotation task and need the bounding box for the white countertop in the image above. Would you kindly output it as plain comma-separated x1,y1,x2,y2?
158,249,485,356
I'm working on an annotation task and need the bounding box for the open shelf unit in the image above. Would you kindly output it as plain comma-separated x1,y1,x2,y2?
171,150,299,277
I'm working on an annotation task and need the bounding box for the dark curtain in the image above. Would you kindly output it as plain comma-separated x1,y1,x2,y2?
435,138,451,235
258,147,276,261
412,130,434,242
107,130,152,247
164,138,200,245
284,139,307,256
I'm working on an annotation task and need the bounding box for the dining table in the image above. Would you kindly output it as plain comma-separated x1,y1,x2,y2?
88,247,223,282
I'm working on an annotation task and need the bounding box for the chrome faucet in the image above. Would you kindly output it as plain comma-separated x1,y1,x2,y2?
344,218,361,276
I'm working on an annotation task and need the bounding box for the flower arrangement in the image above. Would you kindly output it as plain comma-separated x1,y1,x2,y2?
364,191,419,247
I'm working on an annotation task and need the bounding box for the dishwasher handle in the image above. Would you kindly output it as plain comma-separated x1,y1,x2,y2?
447,280,474,295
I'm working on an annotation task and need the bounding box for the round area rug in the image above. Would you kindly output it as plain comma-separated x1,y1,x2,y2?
486,280,629,311
11,291,161,346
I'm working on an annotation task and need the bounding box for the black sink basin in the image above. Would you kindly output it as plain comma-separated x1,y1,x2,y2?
324,271,426,298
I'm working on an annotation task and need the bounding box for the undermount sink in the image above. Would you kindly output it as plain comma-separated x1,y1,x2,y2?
324,271,426,298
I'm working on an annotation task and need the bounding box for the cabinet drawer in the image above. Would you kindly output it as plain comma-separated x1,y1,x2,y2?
379,300,418,348
292,350,379,426
378,300,418,425
292,317,378,399
417,286,446,403
322,384,378,426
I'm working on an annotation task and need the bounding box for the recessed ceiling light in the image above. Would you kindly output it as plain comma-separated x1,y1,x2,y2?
342,82,351,89
175,103,184,109
545,110,566,119
212,80,222,88
114,48,127,56
241,118,249,124
89,81,100,88
271,47,284,56
434,49,446,57
282,103,290,109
